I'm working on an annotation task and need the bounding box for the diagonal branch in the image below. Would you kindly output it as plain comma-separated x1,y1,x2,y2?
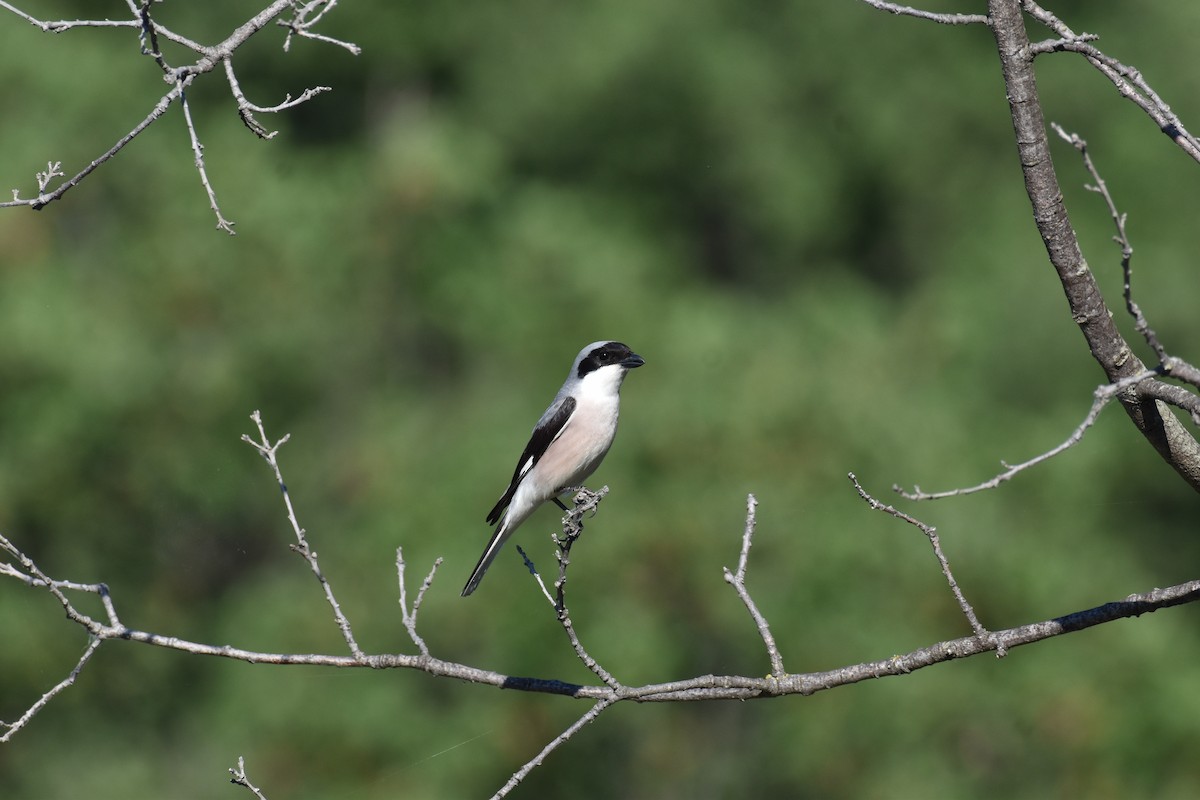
491,698,614,799
2,82,185,211
0,637,103,743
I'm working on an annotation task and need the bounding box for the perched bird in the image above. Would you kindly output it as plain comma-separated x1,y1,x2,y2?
461,341,645,596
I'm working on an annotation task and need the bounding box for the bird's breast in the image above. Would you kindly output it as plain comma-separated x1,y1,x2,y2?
538,396,620,490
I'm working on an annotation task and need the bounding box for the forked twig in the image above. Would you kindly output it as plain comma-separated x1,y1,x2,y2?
851,474,1002,656
229,756,269,800
1022,0,1200,163
241,410,365,659
1,0,358,229
397,548,442,658
723,494,786,677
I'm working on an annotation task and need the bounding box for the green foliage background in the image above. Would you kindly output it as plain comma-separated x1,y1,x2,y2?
1,1,1198,797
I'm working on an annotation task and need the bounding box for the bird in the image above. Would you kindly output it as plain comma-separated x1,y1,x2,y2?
461,341,645,596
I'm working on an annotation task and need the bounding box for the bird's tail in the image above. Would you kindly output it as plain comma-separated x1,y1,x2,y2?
461,519,514,597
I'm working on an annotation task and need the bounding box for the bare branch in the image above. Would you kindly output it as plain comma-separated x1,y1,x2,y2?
138,0,171,74
722,494,786,677
987,0,1200,490
551,486,607,609
5,554,1197,704
5,479,1200,763
3,83,184,210
1049,123,1167,360
0,1,138,33
850,474,1001,655
516,544,557,606
857,0,989,26
896,369,1162,500
524,487,624,691
229,756,269,800
397,548,441,658
178,80,236,234
0,1,205,50
223,57,331,140
491,698,614,799
1022,0,1200,164
0,637,103,743
278,0,362,55
1,0,357,226
241,410,365,659
1027,32,1099,56
1139,381,1200,426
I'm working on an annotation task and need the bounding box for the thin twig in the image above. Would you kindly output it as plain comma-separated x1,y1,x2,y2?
722,494,786,677
138,0,171,74
0,533,106,633
2,84,184,210
895,369,1161,500
491,698,614,799
241,410,365,659
516,545,556,606
0,0,356,223
1,0,205,49
857,0,988,26
178,80,236,234
229,756,269,800
277,0,361,54
1027,32,1099,56
0,637,103,743
551,487,607,610
1049,123,1166,360
397,548,441,658
851,474,1002,656
223,57,330,139
1023,0,1200,163
541,488,623,690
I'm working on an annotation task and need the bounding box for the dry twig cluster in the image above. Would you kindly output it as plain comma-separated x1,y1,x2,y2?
1,0,359,233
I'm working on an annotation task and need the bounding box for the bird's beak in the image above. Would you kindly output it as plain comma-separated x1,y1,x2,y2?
621,353,646,369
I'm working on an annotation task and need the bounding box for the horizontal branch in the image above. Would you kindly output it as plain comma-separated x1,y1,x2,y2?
6,534,1195,705
857,0,988,26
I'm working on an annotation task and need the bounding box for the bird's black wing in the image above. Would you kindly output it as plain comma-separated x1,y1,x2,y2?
485,396,576,525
